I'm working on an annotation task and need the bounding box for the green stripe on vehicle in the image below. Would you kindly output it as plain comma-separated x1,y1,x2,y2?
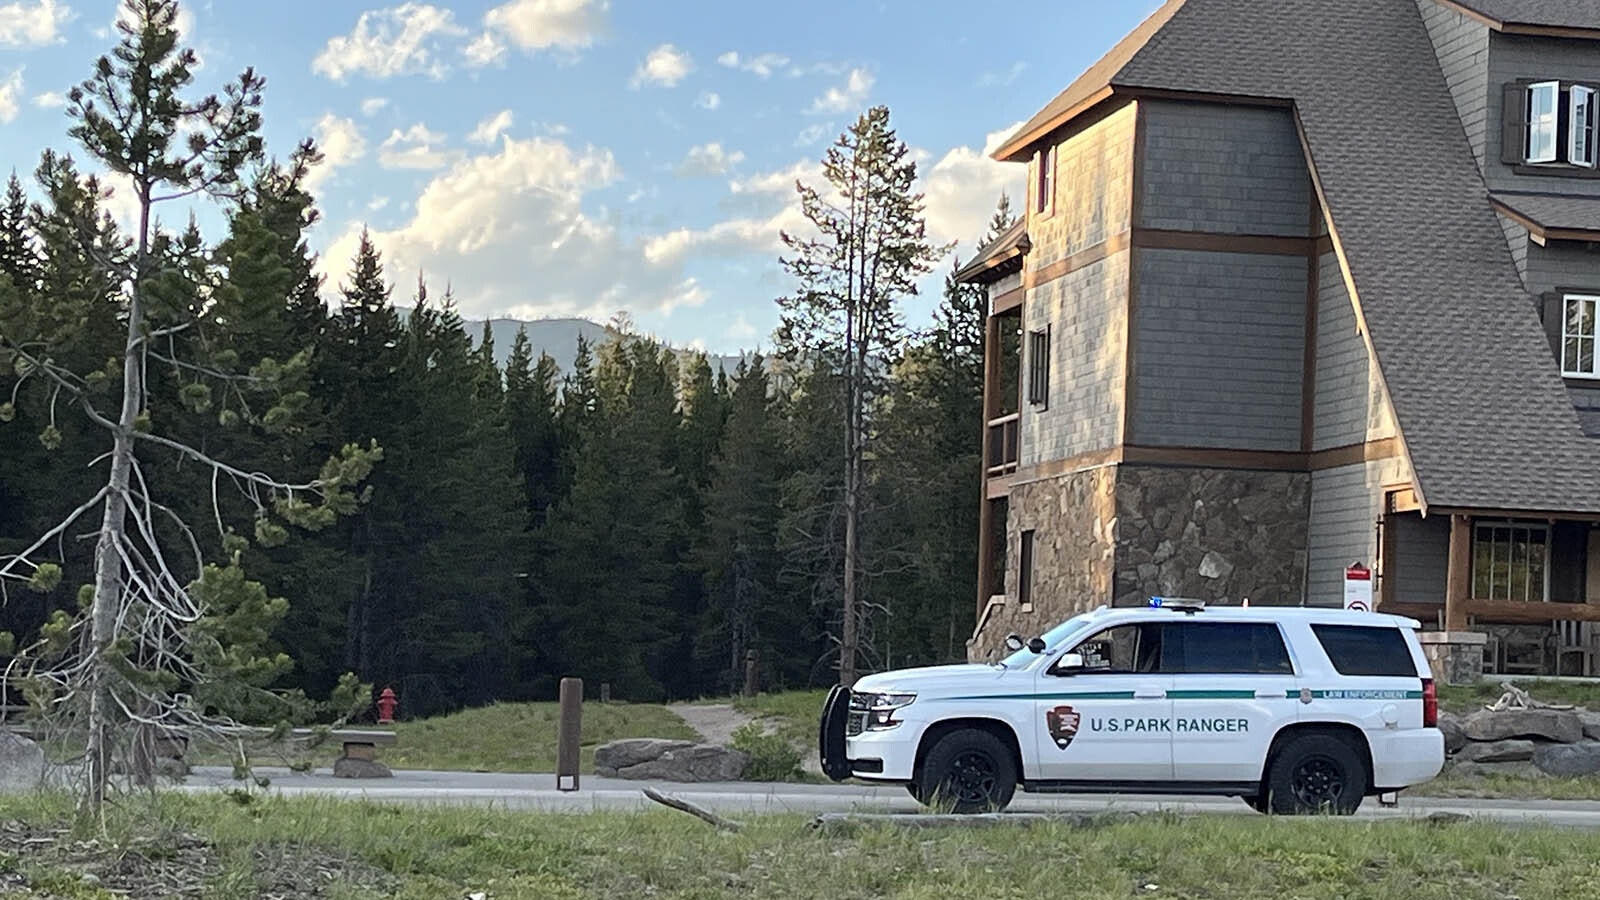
1291,689,1424,700
943,691,1137,702
1167,689,1259,700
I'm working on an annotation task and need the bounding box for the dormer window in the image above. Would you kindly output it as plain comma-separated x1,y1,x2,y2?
1506,80,1599,170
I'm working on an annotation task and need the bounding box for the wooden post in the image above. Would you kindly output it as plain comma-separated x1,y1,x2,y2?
977,315,1001,617
599,682,611,703
1446,514,1472,632
743,649,760,698
556,677,582,791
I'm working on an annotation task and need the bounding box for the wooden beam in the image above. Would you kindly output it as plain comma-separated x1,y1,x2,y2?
1379,601,1442,624
1445,514,1472,632
1387,487,1421,514
1462,598,1600,625
1379,511,1397,609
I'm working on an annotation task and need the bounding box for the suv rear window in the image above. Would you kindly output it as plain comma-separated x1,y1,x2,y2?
1311,624,1417,676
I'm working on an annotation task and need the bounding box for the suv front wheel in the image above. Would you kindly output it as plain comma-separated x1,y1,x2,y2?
918,728,1017,814
1264,732,1367,815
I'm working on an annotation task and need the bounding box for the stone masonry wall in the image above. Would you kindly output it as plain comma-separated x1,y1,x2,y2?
1113,465,1310,607
969,465,1117,662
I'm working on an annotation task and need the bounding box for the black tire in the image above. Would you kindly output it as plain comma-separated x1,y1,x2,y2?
905,782,925,802
918,728,1017,814
1264,733,1367,816
1243,794,1270,814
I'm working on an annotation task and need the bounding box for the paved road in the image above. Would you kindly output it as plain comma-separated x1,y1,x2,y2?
180,766,1600,827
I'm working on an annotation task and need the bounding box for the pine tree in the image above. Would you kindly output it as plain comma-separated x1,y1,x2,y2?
777,105,947,684
0,0,376,812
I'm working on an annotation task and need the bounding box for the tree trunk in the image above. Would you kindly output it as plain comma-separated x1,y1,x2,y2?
84,191,151,812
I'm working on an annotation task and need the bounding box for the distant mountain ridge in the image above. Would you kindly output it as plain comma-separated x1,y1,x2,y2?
449,315,747,377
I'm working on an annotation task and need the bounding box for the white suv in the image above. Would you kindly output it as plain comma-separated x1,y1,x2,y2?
819,602,1444,814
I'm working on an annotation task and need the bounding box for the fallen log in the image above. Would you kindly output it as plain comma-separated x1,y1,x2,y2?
642,787,743,832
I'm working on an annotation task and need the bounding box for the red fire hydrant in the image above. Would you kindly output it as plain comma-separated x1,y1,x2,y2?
376,687,397,724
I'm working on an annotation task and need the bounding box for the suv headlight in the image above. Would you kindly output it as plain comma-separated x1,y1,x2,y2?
850,692,916,730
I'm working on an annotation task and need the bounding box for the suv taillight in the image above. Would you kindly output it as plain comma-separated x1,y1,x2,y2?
1422,678,1438,728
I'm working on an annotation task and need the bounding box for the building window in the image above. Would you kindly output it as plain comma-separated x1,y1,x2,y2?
1027,327,1049,407
1508,80,1600,168
1527,81,1560,163
1563,294,1598,377
1573,86,1598,168
1473,522,1549,602
1019,529,1035,609
1035,145,1055,215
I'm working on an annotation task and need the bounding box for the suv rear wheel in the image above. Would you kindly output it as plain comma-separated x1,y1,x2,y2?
1264,732,1366,815
919,728,1017,814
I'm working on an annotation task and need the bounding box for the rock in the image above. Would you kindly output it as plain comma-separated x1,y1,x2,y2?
1461,708,1584,744
1438,713,1468,754
594,739,696,775
0,732,45,793
333,757,392,778
1449,760,1544,779
1532,742,1600,777
595,740,749,782
1198,551,1234,580
1440,711,1465,752
1454,739,1535,763
1577,710,1600,741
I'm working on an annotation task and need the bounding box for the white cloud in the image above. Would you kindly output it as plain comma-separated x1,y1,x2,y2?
675,142,744,177
312,3,465,82
807,67,873,115
0,69,20,124
31,88,62,108
631,43,692,88
368,196,390,211
482,0,607,55
918,121,1027,251
0,0,68,48
463,31,504,67
716,50,788,78
320,134,702,321
468,109,514,145
360,97,390,116
795,122,831,147
378,123,460,169
725,312,757,341
304,114,367,197
696,91,720,111
644,159,822,265
978,61,1026,88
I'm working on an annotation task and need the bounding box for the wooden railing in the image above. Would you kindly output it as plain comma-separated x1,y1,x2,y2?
986,414,1019,476
1383,599,1600,626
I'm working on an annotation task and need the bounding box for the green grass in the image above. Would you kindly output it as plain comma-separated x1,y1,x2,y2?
194,701,699,773
1438,680,1600,714
7,792,1600,898
732,689,829,750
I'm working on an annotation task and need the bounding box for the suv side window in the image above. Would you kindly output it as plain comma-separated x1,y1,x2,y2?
1311,624,1416,676
1054,623,1162,675
1168,622,1294,675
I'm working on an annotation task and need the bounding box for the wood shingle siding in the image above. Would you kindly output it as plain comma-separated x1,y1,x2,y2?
1138,102,1310,237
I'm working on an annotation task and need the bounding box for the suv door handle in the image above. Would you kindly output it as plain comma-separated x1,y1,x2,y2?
1255,690,1284,699
1133,687,1165,700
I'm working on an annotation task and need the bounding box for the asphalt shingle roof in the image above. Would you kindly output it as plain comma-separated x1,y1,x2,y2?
1491,191,1600,236
1008,0,1600,512
954,219,1030,284
1439,0,1600,31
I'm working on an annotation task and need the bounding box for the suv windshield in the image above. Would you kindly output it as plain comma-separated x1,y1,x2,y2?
999,613,1094,667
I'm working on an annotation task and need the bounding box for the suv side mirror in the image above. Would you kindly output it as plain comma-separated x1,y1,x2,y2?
1004,633,1025,652
1028,637,1047,654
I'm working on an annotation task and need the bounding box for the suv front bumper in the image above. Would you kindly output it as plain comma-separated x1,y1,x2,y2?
818,686,918,782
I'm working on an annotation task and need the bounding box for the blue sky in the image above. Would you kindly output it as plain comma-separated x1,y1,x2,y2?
1,0,1161,352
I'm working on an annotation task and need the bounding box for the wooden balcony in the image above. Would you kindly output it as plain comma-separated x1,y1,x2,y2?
985,414,1019,476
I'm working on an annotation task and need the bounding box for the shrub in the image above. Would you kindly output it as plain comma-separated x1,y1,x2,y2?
729,722,802,782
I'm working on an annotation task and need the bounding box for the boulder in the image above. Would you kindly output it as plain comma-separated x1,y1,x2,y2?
594,739,748,782
0,732,45,793
1454,739,1535,764
1461,708,1583,744
1438,713,1468,754
1577,710,1600,742
332,757,392,779
1449,761,1544,779
594,739,696,775
1532,742,1600,777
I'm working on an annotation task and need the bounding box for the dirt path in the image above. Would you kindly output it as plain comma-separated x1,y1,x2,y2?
668,703,759,746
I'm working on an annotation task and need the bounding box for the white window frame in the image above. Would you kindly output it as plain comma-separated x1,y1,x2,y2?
1527,81,1561,164
1563,293,1600,378
1572,85,1598,168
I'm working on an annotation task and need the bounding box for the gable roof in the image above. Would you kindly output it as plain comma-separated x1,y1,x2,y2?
1430,0,1600,37
1002,0,1600,513
954,219,1030,285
